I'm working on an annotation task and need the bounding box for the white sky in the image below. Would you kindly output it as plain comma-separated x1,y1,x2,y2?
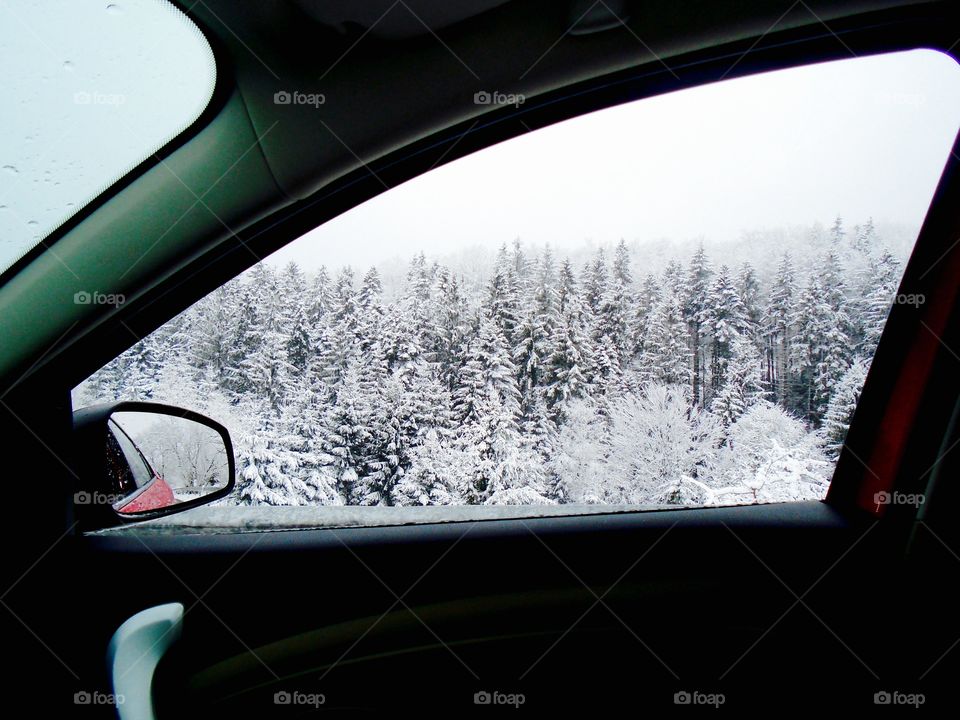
270,49,960,272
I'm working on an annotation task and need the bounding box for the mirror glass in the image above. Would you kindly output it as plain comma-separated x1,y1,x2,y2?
105,411,230,515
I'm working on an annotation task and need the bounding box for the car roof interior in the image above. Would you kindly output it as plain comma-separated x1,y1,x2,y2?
0,0,950,393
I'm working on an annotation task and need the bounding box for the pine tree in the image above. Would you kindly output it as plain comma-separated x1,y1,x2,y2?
791,257,850,425
704,264,751,403
613,238,633,288
632,273,660,357
543,313,588,423
455,317,519,423
851,217,877,254
763,253,797,407
830,215,845,247
711,333,766,425
433,267,470,391
225,284,265,397
861,249,901,358
122,337,161,399
316,267,361,395
286,303,312,378
587,333,623,397
737,261,762,332
280,378,343,505
307,266,334,326
822,358,868,457
684,243,712,406
595,272,631,365
512,310,548,416
355,368,404,506
236,413,317,506
511,237,532,293
813,251,852,421
241,324,293,415
639,288,688,387
584,248,608,315
556,259,581,318
319,363,371,504
488,245,521,347
394,427,470,506
356,266,385,353
453,316,523,503
380,302,425,375
186,282,238,390
278,261,307,305
332,266,357,327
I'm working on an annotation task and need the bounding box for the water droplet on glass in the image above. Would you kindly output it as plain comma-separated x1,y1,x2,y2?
63,60,74,72
106,4,123,15
2,165,18,175
27,220,38,227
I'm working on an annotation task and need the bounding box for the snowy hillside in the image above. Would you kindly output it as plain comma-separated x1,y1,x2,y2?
74,217,908,513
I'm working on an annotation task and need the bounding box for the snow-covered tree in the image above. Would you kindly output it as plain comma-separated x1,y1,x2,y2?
604,384,721,505
711,333,766,425
75,220,903,512
763,253,797,406
684,243,712,407
639,288,688,386
707,401,831,504
822,358,869,457
860,249,901,357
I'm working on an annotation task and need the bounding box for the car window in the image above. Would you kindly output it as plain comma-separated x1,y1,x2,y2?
107,418,153,490
0,0,216,274
74,49,960,530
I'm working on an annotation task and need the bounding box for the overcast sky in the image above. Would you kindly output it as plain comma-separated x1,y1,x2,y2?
269,49,960,272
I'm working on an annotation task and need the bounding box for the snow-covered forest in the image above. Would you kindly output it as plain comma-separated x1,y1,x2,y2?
73,217,909,510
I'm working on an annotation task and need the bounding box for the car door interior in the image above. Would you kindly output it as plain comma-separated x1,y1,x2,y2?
3,0,960,715
94,503,892,713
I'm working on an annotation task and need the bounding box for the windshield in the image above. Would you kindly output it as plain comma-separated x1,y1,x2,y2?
0,0,216,273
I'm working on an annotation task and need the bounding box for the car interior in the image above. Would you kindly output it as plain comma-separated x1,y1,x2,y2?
3,0,960,715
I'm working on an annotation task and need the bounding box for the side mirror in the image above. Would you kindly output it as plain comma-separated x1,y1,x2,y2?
73,401,235,530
